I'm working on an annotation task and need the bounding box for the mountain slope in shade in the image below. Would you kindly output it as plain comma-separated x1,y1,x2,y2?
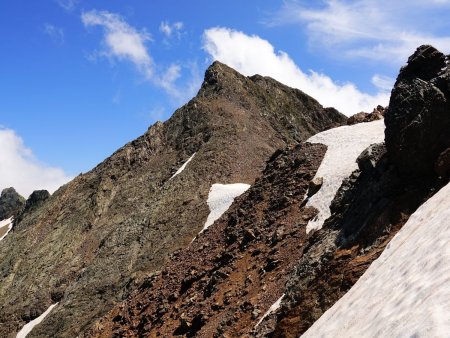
303,181,450,337
0,61,345,337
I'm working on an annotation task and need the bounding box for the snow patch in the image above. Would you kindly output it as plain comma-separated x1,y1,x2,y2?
170,153,196,180
0,217,14,241
303,182,450,338
202,183,250,232
305,120,385,233
16,303,58,338
255,294,285,328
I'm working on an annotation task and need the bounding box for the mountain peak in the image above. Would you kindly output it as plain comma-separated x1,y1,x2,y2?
199,60,249,96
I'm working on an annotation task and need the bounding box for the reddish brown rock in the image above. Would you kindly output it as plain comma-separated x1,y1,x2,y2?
87,143,327,338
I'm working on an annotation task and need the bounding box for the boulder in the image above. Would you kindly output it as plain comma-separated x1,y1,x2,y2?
307,177,323,197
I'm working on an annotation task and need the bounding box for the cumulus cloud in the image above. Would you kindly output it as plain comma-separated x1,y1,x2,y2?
203,27,389,115
159,21,184,39
82,10,154,78
271,0,450,64
371,74,395,92
44,23,64,44
0,128,72,198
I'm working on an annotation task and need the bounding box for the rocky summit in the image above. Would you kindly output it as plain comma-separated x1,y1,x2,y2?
1,46,449,338
0,61,345,337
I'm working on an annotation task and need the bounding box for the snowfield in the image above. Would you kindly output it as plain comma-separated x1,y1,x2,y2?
202,183,250,232
0,217,14,241
302,182,450,338
305,120,385,233
255,293,285,328
170,153,196,180
16,303,58,338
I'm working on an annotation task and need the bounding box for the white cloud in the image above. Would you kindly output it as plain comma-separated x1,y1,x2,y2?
82,11,199,104
0,128,72,198
159,21,184,39
203,27,389,115
55,0,77,12
153,62,202,102
272,0,450,64
82,10,154,78
371,74,395,92
44,23,64,44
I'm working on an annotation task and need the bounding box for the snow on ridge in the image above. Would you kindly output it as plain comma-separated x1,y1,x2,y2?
16,303,58,338
201,183,250,233
0,217,14,241
255,294,285,328
170,153,196,180
305,120,385,233
302,182,450,338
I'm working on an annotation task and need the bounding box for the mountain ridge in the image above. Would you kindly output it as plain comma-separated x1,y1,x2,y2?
0,60,345,337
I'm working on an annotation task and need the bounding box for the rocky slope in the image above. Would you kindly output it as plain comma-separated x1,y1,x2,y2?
89,142,328,337
92,45,449,337
0,62,345,337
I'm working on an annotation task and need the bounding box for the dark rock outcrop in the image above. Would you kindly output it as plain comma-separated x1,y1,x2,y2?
23,190,50,214
0,187,25,220
0,61,345,337
385,45,450,179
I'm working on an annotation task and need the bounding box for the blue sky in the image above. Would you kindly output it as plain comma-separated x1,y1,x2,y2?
1,0,450,197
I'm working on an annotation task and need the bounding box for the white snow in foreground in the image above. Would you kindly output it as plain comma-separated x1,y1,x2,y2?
201,183,250,232
0,217,14,241
303,182,450,338
255,294,285,328
16,303,58,338
170,153,196,180
305,120,385,233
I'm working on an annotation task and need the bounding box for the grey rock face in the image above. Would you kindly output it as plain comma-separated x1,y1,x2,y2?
385,45,450,179
0,187,25,220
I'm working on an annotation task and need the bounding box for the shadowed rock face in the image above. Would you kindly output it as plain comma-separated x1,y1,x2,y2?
0,188,25,220
385,45,450,179
0,61,345,337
